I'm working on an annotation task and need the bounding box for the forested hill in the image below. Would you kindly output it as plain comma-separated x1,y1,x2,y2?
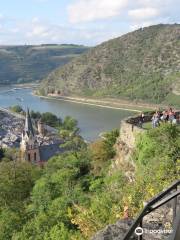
0,44,88,84
40,24,180,107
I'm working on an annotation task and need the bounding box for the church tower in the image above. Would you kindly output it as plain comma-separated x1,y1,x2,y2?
20,108,40,164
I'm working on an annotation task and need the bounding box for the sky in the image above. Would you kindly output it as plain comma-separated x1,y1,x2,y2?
0,0,179,46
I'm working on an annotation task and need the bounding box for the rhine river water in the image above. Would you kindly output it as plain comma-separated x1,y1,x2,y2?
0,86,135,141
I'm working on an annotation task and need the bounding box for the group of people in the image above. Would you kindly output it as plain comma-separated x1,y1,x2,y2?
151,108,179,128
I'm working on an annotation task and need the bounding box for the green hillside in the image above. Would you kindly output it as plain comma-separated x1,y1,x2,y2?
40,24,180,107
0,44,88,84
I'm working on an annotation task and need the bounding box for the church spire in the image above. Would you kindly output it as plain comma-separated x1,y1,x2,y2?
24,108,34,137
20,108,40,164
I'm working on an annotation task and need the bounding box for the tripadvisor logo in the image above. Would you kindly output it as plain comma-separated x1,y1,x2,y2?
135,227,173,236
135,227,143,236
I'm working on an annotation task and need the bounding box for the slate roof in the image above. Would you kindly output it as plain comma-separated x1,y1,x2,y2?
39,143,64,161
24,108,34,136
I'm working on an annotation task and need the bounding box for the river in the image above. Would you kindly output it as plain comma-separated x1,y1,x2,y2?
0,86,135,141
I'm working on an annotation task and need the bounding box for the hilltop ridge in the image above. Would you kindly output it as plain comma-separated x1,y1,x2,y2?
40,24,180,107
0,44,88,84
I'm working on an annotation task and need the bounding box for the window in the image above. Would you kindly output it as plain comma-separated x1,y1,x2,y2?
28,153,31,162
34,152,37,161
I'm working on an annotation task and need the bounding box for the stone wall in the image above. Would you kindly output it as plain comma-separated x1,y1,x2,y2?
120,120,144,149
119,112,154,149
111,114,148,178
112,110,180,178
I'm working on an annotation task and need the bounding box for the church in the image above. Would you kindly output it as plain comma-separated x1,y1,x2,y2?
20,109,62,164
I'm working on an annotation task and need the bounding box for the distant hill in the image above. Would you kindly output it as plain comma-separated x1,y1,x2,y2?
40,24,180,107
0,44,89,84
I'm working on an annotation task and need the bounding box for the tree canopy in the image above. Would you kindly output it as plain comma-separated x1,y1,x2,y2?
0,125,179,239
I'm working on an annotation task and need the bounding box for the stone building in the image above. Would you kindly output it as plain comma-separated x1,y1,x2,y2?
20,109,62,164
20,109,41,163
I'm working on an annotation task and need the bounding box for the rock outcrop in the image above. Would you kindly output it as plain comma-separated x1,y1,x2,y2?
111,114,151,179
92,204,174,240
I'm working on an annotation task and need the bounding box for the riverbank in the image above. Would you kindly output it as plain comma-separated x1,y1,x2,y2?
37,95,141,112
34,93,164,113
13,83,40,89
0,83,40,92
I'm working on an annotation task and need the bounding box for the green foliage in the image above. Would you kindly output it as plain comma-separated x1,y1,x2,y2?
43,223,75,240
0,161,41,208
13,153,91,239
134,124,180,194
0,45,88,84
164,93,180,108
0,126,179,239
61,135,87,152
0,148,19,162
62,116,79,132
135,124,180,165
90,129,119,175
103,129,119,159
28,110,62,128
0,209,22,240
38,88,46,96
0,160,41,240
41,112,62,127
30,111,62,128
30,110,42,120
40,24,180,107
59,116,85,153
90,140,112,175
10,105,24,114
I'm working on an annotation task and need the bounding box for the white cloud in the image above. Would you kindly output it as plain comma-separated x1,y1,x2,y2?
10,28,20,33
137,0,170,8
128,8,159,20
68,0,128,23
32,17,40,23
2,18,110,45
27,25,49,37
0,0,179,45
0,13,4,20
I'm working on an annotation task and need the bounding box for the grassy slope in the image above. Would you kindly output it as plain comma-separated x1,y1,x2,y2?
0,44,89,84
40,24,180,107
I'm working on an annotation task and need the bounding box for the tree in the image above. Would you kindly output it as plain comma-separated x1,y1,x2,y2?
10,105,24,114
0,160,41,240
63,116,79,132
126,124,180,207
90,140,111,175
1,148,19,162
61,135,87,152
1,125,178,240
30,110,42,120
41,112,62,127
90,129,119,175
0,161,41,208
103,129,119,159
13,153,91,240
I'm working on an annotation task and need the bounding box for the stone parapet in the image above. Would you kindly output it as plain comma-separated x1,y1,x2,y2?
120,120,144,149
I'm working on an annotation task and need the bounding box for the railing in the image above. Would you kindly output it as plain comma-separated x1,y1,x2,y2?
123,180,180,240
169,207,180,240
